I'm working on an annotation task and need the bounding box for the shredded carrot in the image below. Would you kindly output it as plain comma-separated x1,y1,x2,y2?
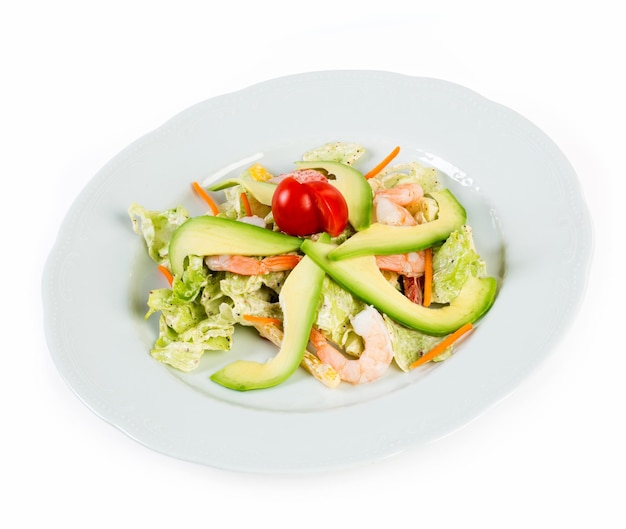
242,315,282,326
423,247,433,307
192,181,219,215
409,322,473,369
365,146,400,180
157,264,174,286
240,191,252,217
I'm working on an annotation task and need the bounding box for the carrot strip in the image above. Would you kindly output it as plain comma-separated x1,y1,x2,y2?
240,191,252,217
423,247,433,307
242,314,282,326
365,146,400,180
192,181,219,215
157,264,174,286
409,322,473,369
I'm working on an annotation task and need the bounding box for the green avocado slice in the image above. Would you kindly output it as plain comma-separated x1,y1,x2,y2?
168,216,302,276
210,252,325,391
295,160,373,231
328,189,466,260
208,178,277,206
301,239,496,336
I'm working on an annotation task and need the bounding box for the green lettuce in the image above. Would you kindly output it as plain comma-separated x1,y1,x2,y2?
302,142,366,166
128,203,189,267
383,316,453,371
218,271,284,325
150,314,234,372
172,255,208,302
369,161,442,195
315,276,366,357
432,225,487,304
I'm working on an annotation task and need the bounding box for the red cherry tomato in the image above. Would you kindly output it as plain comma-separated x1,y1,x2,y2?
271,177,320,236
271,176,349,237
305,180,349,237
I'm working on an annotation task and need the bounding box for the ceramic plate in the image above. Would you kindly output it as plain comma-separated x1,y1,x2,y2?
42,71,592,473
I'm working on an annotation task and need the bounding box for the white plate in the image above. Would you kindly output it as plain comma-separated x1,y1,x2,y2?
42,71,592,473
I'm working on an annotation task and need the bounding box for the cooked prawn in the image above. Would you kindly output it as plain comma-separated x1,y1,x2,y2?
310,306,394,384
374,183,424,207
375,251,425,277
270,168,328,185
205,254,301,275
373,195,417,226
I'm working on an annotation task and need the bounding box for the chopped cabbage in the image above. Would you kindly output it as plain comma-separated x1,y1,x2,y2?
302,142,366,166
432,225,487,304
368,161,442,195
128,203,189,266
315,276,366,357
383,315,452,371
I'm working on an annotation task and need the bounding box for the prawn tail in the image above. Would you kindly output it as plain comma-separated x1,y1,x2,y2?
259,254,302,273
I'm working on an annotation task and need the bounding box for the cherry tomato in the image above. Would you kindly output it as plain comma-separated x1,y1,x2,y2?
271,176,349,237
305,180,349,237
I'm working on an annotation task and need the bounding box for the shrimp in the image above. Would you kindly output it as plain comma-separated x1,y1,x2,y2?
373,195,417,226
205,254,301,275
375,251,425,277
247,321,341,388
270,168,328,185
374,183,424,207
310,306,394,384
373,184,427,277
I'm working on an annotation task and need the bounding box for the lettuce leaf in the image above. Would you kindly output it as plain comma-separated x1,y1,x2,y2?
172,255,208,302
217,271,283,324
128,203,189,267
302,142,366,166
315,276,366,357
150,314,234,372
383,315,452,372
432,225,487,304
368,161,442,195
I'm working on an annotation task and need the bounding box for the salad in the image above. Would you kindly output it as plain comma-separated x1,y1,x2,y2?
129,142,496,391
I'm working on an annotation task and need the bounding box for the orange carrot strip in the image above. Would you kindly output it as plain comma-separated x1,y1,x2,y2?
192,181,219,215
157,264,174,286
240,191,252,217
242,315,282,326
409,322,473,369
423,247,433,307
365,146,400,180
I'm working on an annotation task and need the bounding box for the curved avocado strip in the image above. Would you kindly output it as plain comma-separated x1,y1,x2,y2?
328,189,466,260
301,239,496,336
208,178,277,206
295,160,373,231
169,216,302,276
210,252,326,391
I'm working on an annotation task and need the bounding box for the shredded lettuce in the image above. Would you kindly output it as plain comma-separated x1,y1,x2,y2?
128,203,189,267
172,255,208,302
145,288,206,334
432,225,487,304
383,316,452,371
302,142,366,166
144,258,285,371
315,276,366,357
150,314,234,372
218,272,283,325
368,161,442,195
218,185,246,220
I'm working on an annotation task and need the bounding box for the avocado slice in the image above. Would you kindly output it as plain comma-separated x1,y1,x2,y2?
328,189,466,260
168,216,302,276
210,252,326,391
295,160,373,231
208,178,276,206
301,239,496,336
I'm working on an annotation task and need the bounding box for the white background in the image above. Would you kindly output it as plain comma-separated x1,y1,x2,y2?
3,1,623,527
